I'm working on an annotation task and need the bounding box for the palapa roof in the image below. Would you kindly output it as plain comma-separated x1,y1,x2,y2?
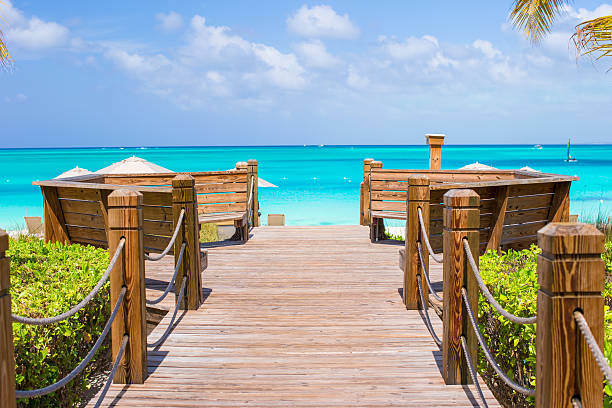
95,156,173,174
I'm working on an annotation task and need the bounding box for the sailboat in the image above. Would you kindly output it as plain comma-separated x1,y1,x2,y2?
565,139,578,162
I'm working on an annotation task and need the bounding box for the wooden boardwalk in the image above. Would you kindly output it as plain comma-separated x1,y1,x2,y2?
92,226,500,407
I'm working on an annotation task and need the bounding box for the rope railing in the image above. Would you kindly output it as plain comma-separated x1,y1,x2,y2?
461,287,536,397
416,242,442,302
417,207,443,264
416,275,442,347
462,239,537,325
247,176,255,227
93,334,128,408
146,242,185,306
460,335,489,408
12,238,126,326
574,310,612,386
145,209,185,261
15,286,126,399
147,276,187,349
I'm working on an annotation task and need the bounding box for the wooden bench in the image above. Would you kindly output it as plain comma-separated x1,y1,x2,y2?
361,162,577,250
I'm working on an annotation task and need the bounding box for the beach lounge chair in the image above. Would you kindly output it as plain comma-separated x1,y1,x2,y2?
24,216,44,236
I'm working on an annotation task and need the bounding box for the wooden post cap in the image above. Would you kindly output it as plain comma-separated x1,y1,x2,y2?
235,161,248,169
172,174,195,188
247,159,258,165
443,189,480,207
426,134,445,146
370,161,383,168
538,223,605,294
364,158,374,164
108,189,143,207
408,175,430,186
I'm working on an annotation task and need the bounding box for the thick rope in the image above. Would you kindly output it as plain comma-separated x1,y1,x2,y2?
146,243,185,306
574,310,612,386
461,335,489,408
145,209,185,261
463,239,537,325
462,288,536,396
93,334,128,408
147,277,187,349
12,239,125,326
16,287,126,398
416,275,442,347
416,242,442,301
417,207,443,263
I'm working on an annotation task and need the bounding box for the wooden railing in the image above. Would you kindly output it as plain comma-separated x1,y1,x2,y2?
362,162,576,248
34,160,260,246
0,186,203,407
402,185,607,407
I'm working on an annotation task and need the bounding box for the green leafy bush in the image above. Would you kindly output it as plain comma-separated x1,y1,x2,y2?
477,243,612,407
9,236,110,407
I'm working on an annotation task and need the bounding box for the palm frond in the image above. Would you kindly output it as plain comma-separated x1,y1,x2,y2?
509,0,571,44
573,15,612,65
0,31,12,69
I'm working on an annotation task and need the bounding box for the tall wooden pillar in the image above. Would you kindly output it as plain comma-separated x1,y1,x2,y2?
108,189,147,384
369,161,384,241
426,134,445,170
172,175,202,310
536,223,604,407
0,230,16,408
442,189,479,385
404,175,430,309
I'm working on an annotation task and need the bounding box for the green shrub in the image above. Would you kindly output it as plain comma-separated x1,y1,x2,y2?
199,223,219,243
477,244,612,407
9,236,110,407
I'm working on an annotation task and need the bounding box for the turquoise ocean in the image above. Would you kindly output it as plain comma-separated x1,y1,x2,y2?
0,145,611,230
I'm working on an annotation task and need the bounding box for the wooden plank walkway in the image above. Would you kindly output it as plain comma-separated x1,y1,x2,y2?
91,225,500,407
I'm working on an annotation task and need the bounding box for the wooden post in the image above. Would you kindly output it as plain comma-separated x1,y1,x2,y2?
442,189,479,385
536,223,604,408
0,230,16,408
404,175,430,309
547,182,571,222
426,134,445,170
362,158,374,226
369,161,384,241
108,189,147,384
247,159,260,227
485,186,509,253
172,175,202,310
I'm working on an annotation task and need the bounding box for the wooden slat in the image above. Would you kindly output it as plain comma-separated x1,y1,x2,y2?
192,173,247,183
66,225,107,243
142,206,174,222
502,220,548,241
370,180,408,191
507,194,553,212
370,191,407,201
56,186,100,201
508,182,555,197
104,175,175,186
144,234,173,253
197,192,247,204
370,201,406,212
142,191,173,207
63,212,106,229
370,211,406,220
143,220,174,237
198,202,247,214
59,199,103,216
195,183,247,194
199,212,246,223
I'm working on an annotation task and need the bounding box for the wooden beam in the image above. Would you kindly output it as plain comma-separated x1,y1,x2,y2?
362,159,374,226
536,223,605,407
0,230,16,408
485,186,508,253
41,186,69,244
547,181,571,222
442,189,479,385
108,189,147,384
247,159,259,227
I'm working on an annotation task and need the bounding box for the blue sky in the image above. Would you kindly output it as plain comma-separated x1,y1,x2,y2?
1,1,611,147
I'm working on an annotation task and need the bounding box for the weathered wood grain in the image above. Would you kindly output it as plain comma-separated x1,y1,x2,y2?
404,176,429,309
0,231,16,408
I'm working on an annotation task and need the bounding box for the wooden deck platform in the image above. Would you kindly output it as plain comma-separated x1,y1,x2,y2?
91,225,500,407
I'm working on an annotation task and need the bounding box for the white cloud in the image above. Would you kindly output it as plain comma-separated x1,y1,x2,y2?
295,40,339,68
252,44,306,90
105,48,172,76
4,93,27,103
380,35,439,60
346,65,368,89
564,4,612,21
287,5,359,39
156,11,184,33
5,11,69,50
180,15,251,63
472,40,501,59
